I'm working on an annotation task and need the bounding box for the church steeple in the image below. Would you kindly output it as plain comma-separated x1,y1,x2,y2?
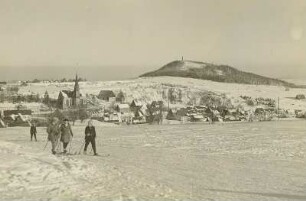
74,73,79,92
72,73,81,107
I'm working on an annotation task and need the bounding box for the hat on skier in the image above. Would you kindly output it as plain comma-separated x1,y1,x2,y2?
63,118,69,122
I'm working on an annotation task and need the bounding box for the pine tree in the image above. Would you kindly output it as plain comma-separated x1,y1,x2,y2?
178,89,182,102
116,91,125,103
43,91,50,105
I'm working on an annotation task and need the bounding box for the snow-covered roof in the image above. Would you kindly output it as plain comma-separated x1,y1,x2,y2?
59,91,70,98
117,104,130,109
132,100,143,107
98,90,116,98
140,104,148,109
192,114,204,119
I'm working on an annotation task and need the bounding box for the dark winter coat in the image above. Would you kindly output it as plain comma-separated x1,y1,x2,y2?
30,125,37,134
47,123,60,142
60,124,73,143
85,126,96,140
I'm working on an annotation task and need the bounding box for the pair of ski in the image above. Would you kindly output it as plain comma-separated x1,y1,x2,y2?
44,140,109,157
55,151,110,157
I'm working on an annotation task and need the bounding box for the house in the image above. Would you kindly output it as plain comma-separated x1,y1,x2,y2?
97,90,116,102
296,94,305,100
134,109,144,118
166,107,189,121
139,104,148,115
58,91,72,109
195,105,207,113
166,109,178,120
227,109,238,115
177,108,188,120
295,110,306,118
104,112,120,122
130,100,149,122
114,104,134,124
133,109,147,124
190,114,204,122
0,82,6,91
131,99,143,107
212,109,221,121
130,100,144,111
132,102,148,116
3,112,31,127
116,103,130,114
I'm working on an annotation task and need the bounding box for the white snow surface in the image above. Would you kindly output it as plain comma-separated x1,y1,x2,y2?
0,120,306,201
180,61,207,70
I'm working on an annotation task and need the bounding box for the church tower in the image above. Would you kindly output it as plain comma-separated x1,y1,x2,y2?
72,74,81,107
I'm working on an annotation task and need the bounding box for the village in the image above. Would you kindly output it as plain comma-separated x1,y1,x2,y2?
2,1,306,200
1,75,305,129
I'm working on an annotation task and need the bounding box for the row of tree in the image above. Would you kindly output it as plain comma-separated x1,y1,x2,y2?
28,77,87,83
0,93,40,103
48,108,89,125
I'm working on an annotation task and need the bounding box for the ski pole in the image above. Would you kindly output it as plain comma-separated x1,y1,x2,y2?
56,140,61,152
68,136,73,153
90,146,93,154
78,141,85,155
43,140,49,151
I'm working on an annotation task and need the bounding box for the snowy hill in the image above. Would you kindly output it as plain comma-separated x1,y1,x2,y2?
140,60,297,87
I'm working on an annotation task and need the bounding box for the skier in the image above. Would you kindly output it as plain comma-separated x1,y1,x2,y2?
60,119,73,154
30,122,37,141
84,120,98,155
47,117,60,154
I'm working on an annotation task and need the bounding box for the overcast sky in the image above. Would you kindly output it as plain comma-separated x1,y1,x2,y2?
0,0,305,81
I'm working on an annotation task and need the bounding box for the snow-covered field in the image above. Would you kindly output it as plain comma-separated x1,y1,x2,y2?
1,120,306,201
18,77,306,110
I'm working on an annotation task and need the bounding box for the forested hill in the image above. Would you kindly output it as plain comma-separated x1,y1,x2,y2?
140,60,298,87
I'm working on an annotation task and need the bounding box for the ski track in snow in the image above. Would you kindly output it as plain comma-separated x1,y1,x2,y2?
0,121,306,201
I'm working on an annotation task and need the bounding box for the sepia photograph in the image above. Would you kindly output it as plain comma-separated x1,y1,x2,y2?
0,0,306,200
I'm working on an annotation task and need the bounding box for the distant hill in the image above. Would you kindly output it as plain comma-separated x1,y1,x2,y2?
140,60,298,87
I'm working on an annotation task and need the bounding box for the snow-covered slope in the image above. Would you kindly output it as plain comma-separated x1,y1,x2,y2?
1,121,306,200
17,77,306,111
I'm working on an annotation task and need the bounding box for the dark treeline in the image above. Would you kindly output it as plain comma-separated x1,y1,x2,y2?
0,93,40,103
27,77,87,83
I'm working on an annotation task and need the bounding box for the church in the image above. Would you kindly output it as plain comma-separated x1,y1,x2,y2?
57,74,85,109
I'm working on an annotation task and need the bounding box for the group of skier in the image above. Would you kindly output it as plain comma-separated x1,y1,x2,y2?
31,118,98,155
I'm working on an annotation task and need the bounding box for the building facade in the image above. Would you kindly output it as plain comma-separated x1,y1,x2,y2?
57,74,84,109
